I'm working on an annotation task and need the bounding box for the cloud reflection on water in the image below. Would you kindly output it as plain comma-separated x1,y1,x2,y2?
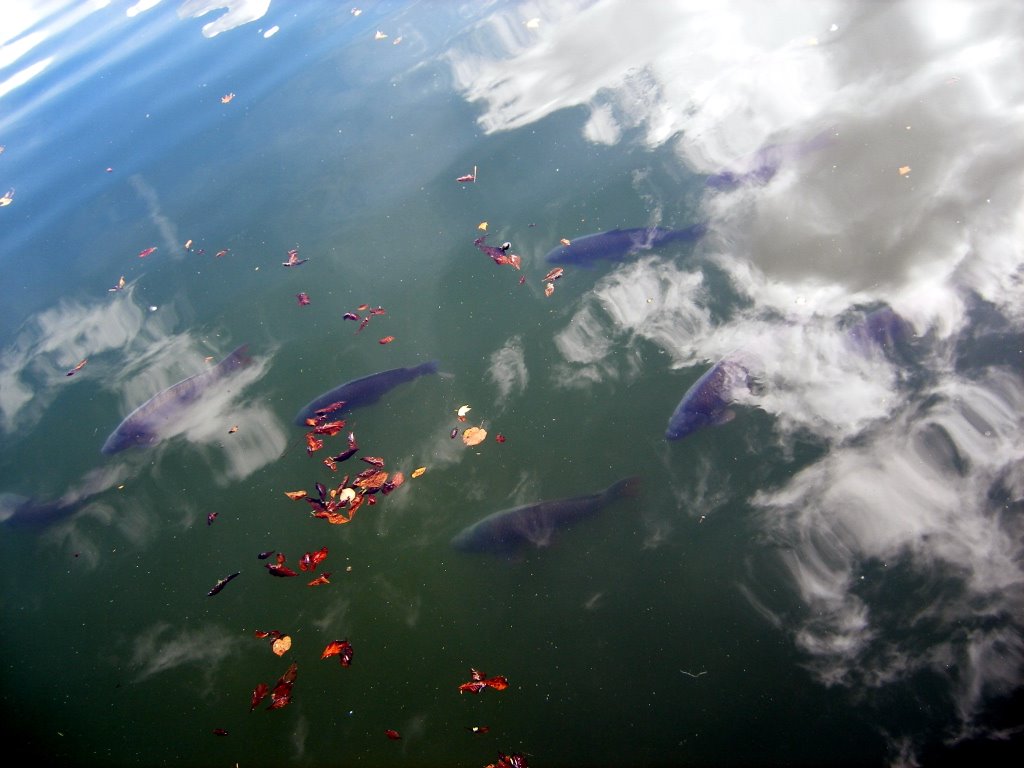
1,283,284,497
450,0,1024,752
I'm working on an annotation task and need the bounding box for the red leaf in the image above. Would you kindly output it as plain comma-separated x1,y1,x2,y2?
250,682,269,711
385,729,402,740
321,639,354,666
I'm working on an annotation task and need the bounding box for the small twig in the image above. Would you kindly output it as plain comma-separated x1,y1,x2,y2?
679,669,708,678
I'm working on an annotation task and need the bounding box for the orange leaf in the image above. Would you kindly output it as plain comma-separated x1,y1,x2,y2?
411,466,426,478
284,490,307,500
462,427,487,446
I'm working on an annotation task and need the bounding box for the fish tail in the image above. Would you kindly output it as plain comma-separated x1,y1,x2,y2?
605,476,642,501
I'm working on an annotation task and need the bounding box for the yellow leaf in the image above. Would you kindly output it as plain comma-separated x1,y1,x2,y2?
898,166,911,176
411,467,426,478
462,427,487,446
272,636,292,656
478,221,488,231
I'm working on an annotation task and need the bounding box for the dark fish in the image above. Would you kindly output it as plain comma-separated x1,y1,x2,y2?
101,345,252,454
543,225,705,265
665,359,752,441
450,476,640,555
706,132,832,191
847,307,912,353
0,492,80,529
207,571,240,596
293,361,439,426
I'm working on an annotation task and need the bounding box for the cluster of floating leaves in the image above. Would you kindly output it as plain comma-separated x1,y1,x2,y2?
454,404,505,446
287,400,407,525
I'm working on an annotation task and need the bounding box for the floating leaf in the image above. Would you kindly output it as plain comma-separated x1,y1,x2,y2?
544,282,554,297
478,221,488,231
898,165,911,176
385,729,402,740
559,238,571,246
271,636,292,656
379,336,395,345
354,469,389,491
411,467,426,478
457,405,472,420
250,682,269,711
543,267,564,282
284,490,307,500
462,427,487,446
321,639,354,666
221,93,235,103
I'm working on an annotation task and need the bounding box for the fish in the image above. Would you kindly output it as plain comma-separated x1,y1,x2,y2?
450,476,641,555
847,307,913,353
293,361,439,426
0,493,81,529
543,224,705,265
665,358,752,441
101,345,252,454
706,131,833,191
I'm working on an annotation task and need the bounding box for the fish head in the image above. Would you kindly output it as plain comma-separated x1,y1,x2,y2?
665,406,732,441
449,526,476,552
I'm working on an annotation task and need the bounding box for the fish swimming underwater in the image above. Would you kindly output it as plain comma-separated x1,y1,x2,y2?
665,358,752,441
0,492,80,529
543,225,706,265
847,307,913,354
293,360,439,425
101,344,251,454
450,476,641,555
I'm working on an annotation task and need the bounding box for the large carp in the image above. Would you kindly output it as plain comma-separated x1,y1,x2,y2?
543,225,705,265
293,361,439,425
101,345,251,454
450,476,640,555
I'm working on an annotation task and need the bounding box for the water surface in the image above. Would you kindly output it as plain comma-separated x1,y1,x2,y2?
2,2,1022,767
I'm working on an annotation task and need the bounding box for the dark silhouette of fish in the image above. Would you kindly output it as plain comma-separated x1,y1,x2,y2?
293,361,439,426
706,131,833,191
543,225,706,265
666,359,752,441
101,345,251,454
0,492,81,529
450,476,640,555
847,307,913,353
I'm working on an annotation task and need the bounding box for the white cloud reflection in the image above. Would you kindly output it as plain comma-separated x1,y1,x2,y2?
176,0,270,38
487,334,528,402
0,286,284,482
130,621,241,683
449,0,1024,751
